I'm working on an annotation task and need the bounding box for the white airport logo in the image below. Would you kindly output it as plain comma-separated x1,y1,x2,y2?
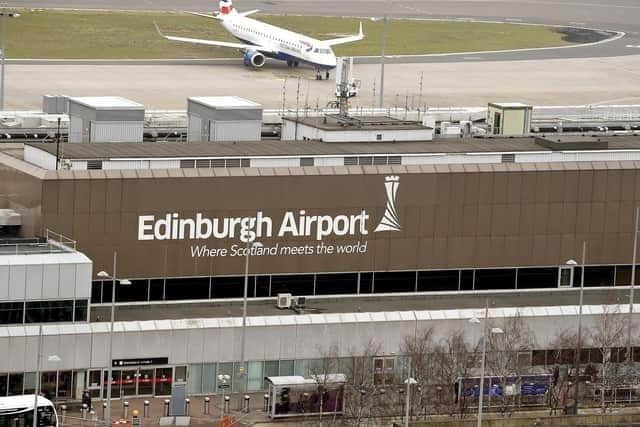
374,175,402,232
137,175,401,242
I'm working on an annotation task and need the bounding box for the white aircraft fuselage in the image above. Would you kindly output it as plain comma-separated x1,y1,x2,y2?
158,0,363,75
221,14,338,69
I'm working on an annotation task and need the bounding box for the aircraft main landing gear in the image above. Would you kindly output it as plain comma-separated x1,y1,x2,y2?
325,70,330,80
315,69,322,80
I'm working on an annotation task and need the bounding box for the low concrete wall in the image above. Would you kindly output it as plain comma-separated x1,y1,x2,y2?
411,412,640,427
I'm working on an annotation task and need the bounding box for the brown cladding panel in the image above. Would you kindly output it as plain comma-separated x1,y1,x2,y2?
21,165,640,279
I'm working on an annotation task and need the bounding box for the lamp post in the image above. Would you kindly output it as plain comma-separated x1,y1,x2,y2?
239,241,263,390
469,299,503,427
403,367,417,427
566,240,586,413
97,252,131,427
628,207,639,367
217,374,230,421
32,325,61,427
379,15,388,108
0,7,19,111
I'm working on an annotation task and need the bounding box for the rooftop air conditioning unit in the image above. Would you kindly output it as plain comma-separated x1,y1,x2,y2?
293,296,307,308
276,293,292,309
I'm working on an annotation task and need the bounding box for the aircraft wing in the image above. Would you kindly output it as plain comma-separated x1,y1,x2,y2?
155,23,276,52
239,9,260,16
322,22,364,46
183,11,222,20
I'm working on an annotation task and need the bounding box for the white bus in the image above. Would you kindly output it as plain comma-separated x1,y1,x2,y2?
0,395,58,427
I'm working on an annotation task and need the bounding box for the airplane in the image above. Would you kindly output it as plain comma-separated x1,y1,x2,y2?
156,0,364,80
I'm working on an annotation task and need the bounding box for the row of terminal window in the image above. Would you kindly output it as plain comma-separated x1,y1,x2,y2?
177,155,403,169
90,264,635,304
0,299,88,325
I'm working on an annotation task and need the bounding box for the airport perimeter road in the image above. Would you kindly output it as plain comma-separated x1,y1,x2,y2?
90,287,635,322
8,54,640,110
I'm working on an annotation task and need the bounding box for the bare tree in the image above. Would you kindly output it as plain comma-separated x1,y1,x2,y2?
587,304,628,413
546,329,579,415
430,329,481,418
485,313,536,415
400,327,436,421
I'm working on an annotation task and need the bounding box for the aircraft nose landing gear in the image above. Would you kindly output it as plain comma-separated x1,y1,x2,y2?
315,69,330,80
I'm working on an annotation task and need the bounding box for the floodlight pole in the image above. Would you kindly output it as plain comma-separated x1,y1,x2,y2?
477,298,489,427
105,252,117,427
33,324,42,427
378,15,388,108
1,6,7,111
573,241,586,412
628,207,639,366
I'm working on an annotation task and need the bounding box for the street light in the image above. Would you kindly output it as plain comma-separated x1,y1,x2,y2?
403,374,417,427
370,15,389,108
32,327,61,427
239,241,263,390
627,207,639,367
96,252,131,427
0,8,20,111
469,299,504,427
566,240,586,414
217,374,231,421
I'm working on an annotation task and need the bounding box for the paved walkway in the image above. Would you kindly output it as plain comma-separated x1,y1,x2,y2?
60,393,273,427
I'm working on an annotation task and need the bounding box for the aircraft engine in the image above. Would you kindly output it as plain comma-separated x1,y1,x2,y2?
243,50,265,68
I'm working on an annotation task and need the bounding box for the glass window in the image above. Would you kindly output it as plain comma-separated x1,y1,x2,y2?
40,372,57,399
25,300,74,323
474,269,516,290
91,281,102,304
255,276,270,297
165,278,209,300
0,302,24,324
279,360,294,376
373,271,415,293
584,266,615,287
359,272,373,294
294,360,310,377
233,363,247,393
517,268,558,289
315,273,358,295
247,362,263,392
217,362,233,391
102,281,113,304
74,300,88,322
58,371,74,399
0,373,7,396
212,276,244,299
188,364,203,395
263,361,279,389
270,275,314,296
149,279,164,301
8,373,23,395
417,270,459,292
202,363,217,394
174,366,187,383
23,372,35,395
116,279,149,302
460,270,474,290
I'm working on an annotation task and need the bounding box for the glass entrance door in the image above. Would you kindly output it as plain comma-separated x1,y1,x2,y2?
121,370,137,397
155,368,173,396
137,369,154,395
99,367,173,397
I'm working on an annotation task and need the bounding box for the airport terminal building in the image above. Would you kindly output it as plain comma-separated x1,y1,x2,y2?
4,137,640,302
2,135,640,400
